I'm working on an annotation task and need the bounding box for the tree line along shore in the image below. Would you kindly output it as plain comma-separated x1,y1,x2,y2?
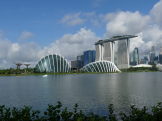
0,66,160,76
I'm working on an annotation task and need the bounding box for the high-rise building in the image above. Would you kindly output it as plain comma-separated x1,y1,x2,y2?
159,47,162,64
116,39,130,69
150,52,155,63
77,55,84,68
71,55,84,70
151,46,155,52
95,35,137,69
131,47,139,65
143,55,149,64
83,50,96,66
149,46,156,64
77,55,84,61
71,60,79,70
130,52,134,65
95,40,115,62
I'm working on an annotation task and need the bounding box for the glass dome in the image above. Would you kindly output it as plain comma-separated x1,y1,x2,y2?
35,54,71,73
81,61,120,73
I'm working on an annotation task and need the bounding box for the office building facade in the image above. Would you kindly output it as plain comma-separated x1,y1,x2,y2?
83,50,96,66
159,47,162,64
130,47,139,65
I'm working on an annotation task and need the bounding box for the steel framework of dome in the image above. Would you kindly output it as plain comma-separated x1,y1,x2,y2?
35,54,71,73
81,61,120,73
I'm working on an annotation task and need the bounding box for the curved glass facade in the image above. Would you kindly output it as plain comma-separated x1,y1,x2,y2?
81,61,120,73
35,54,71,73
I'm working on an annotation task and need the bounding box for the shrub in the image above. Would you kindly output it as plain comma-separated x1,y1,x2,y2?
0,102,162,121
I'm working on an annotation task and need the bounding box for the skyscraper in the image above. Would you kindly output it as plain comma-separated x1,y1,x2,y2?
159,47,162,64
71,55,84,70
77,55,84,68
95,40,114,62
149,46,156,64
116,39,130,69
131,47,139,65
95,35,137,69
83,50,96,66
143,55,149,64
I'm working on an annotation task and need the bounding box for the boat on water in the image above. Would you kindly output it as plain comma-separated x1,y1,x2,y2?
42,74,48,77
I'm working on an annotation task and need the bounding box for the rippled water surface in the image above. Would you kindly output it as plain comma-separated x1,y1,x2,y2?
0,72,162,114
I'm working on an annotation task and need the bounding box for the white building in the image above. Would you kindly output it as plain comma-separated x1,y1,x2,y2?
95,35,137,69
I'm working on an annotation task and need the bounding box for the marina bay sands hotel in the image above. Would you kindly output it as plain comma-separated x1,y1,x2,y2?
95,35,137,69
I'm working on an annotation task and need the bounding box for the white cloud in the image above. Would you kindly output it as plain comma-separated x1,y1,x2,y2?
130,33,145,52
0,28,99,68
60,12,104,27
150,0,162,27
141,25,162,49
0,33,40,69
84,12,104,27
103,5,162,53
18,31,34,40
38,28,99,60
60,13,85,26
105,11,150,36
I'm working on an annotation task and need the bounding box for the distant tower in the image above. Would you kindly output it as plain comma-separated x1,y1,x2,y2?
151,46,155,52
150,46,156,64
132,47,139,65
159,47,162,64
15,63,22,69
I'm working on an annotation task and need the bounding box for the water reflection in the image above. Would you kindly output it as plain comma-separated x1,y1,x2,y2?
0,72,162,114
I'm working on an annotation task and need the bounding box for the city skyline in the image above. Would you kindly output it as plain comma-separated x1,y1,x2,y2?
0,0,162,68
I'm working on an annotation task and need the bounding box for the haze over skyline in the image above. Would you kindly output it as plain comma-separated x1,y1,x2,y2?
0,0,162,68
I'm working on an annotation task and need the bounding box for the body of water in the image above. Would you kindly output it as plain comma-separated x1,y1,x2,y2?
0,72,162,114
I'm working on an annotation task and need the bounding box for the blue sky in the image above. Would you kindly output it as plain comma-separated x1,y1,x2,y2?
0,0,159,46
0,0,162,68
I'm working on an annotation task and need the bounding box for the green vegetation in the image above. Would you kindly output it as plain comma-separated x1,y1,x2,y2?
0,64,159,76
121,66,158,72
0,68,85,76
0,68,116,76
0,102,162,121
0,68,35,76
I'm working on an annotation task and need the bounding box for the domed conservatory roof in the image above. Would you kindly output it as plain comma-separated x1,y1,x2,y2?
81,61,120,73
35,54,71,73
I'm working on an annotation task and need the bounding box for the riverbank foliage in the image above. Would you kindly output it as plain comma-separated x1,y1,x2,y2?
121,66,158,72
0,102,162,121
0,64,159,76
0,68,34,75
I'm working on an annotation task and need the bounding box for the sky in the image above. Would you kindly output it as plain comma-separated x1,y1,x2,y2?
0,0,162,68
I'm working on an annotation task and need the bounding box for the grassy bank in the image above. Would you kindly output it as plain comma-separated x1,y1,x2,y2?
0,102,162,121
0,72,115,76
0,66,159,76
121,66,158,72
0,68,116,76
